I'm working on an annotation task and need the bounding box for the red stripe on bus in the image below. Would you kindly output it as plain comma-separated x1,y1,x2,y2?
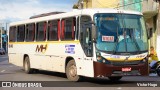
58,20,61,40
61,20,65,39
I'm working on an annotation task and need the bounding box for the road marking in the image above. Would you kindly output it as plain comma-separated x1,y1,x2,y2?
1,70,5,72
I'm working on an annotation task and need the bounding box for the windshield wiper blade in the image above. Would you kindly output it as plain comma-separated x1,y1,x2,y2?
131,29,140,54
113,27,119,54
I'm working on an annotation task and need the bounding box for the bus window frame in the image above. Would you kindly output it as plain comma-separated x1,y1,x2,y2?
61,17,76,41
26,23,35,42
9,26,17,42
36,21,47,42
75,16,80,40
47,20,59,41
17,24,25,42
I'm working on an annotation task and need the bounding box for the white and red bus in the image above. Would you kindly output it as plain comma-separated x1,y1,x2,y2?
8,8,149,81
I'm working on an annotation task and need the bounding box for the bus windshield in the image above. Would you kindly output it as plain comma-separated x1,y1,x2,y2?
94,13,148,54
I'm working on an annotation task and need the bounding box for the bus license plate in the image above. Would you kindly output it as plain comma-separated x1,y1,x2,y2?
122,67,131,72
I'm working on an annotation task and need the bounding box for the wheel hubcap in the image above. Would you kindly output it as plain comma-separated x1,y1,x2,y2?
69,64,77,77
25,61,28,71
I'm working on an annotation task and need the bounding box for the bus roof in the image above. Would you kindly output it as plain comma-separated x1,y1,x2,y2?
10,8,142,26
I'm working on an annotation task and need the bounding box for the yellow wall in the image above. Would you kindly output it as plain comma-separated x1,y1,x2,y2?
82,0,92,8
92,0,119,8
82,0,119,8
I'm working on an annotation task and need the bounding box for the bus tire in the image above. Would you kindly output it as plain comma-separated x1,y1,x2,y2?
157,66,160,76
108,76,122,81
24,56,33,74
66,60,80,81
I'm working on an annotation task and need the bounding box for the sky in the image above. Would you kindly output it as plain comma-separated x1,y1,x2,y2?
0,0,78,23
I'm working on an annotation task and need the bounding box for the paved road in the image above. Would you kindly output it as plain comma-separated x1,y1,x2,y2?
0,54,160,90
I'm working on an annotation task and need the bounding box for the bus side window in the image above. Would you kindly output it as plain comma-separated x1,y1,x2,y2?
80,16,92,44
61,17,75,40
17,25,25,42
48,20,58,41
36,22,47,41
9,26,17,42
26,23,35,42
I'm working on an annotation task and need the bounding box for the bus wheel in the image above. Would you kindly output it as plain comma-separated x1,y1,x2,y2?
157,66,160,76
66,60,80,81
108,76,122,81
24,56,33,74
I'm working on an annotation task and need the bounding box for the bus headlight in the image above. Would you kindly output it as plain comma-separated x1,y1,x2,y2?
96,53,110,64
96,52,102,61
140,58,148,63
100,57,110,64
103,58,111,64
102,59,106,63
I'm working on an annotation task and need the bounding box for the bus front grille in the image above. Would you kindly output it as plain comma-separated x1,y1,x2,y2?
110,60,142,66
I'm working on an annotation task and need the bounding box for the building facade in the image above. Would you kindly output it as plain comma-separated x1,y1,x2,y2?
76,0,159,49
77,0,119,9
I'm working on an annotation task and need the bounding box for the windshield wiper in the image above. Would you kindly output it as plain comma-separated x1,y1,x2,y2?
130,29,140,54
113,27,119,54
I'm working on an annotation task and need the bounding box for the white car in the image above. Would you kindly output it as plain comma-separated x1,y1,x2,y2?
0,48,5,55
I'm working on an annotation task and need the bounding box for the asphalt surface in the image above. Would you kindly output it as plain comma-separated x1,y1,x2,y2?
0,54,160,90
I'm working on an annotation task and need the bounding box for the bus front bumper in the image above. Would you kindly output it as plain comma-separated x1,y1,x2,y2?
93,61,149,77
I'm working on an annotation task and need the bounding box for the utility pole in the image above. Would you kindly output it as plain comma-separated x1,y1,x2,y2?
5,22,8,52
0,23,2,48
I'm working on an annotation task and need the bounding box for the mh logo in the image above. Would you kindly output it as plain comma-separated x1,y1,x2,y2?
35,44,48,53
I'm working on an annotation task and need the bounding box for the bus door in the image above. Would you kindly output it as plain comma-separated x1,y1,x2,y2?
80,22,94,76
81,23,93,57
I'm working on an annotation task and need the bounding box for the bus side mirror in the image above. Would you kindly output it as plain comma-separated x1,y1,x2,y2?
147,28,152,39
92,25,97,43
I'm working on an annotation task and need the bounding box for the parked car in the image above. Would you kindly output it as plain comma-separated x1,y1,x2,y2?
0,48,5,55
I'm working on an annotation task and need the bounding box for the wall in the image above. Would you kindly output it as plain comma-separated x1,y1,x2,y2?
77,0,119,9
120,0,142,12
92,0,119,8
